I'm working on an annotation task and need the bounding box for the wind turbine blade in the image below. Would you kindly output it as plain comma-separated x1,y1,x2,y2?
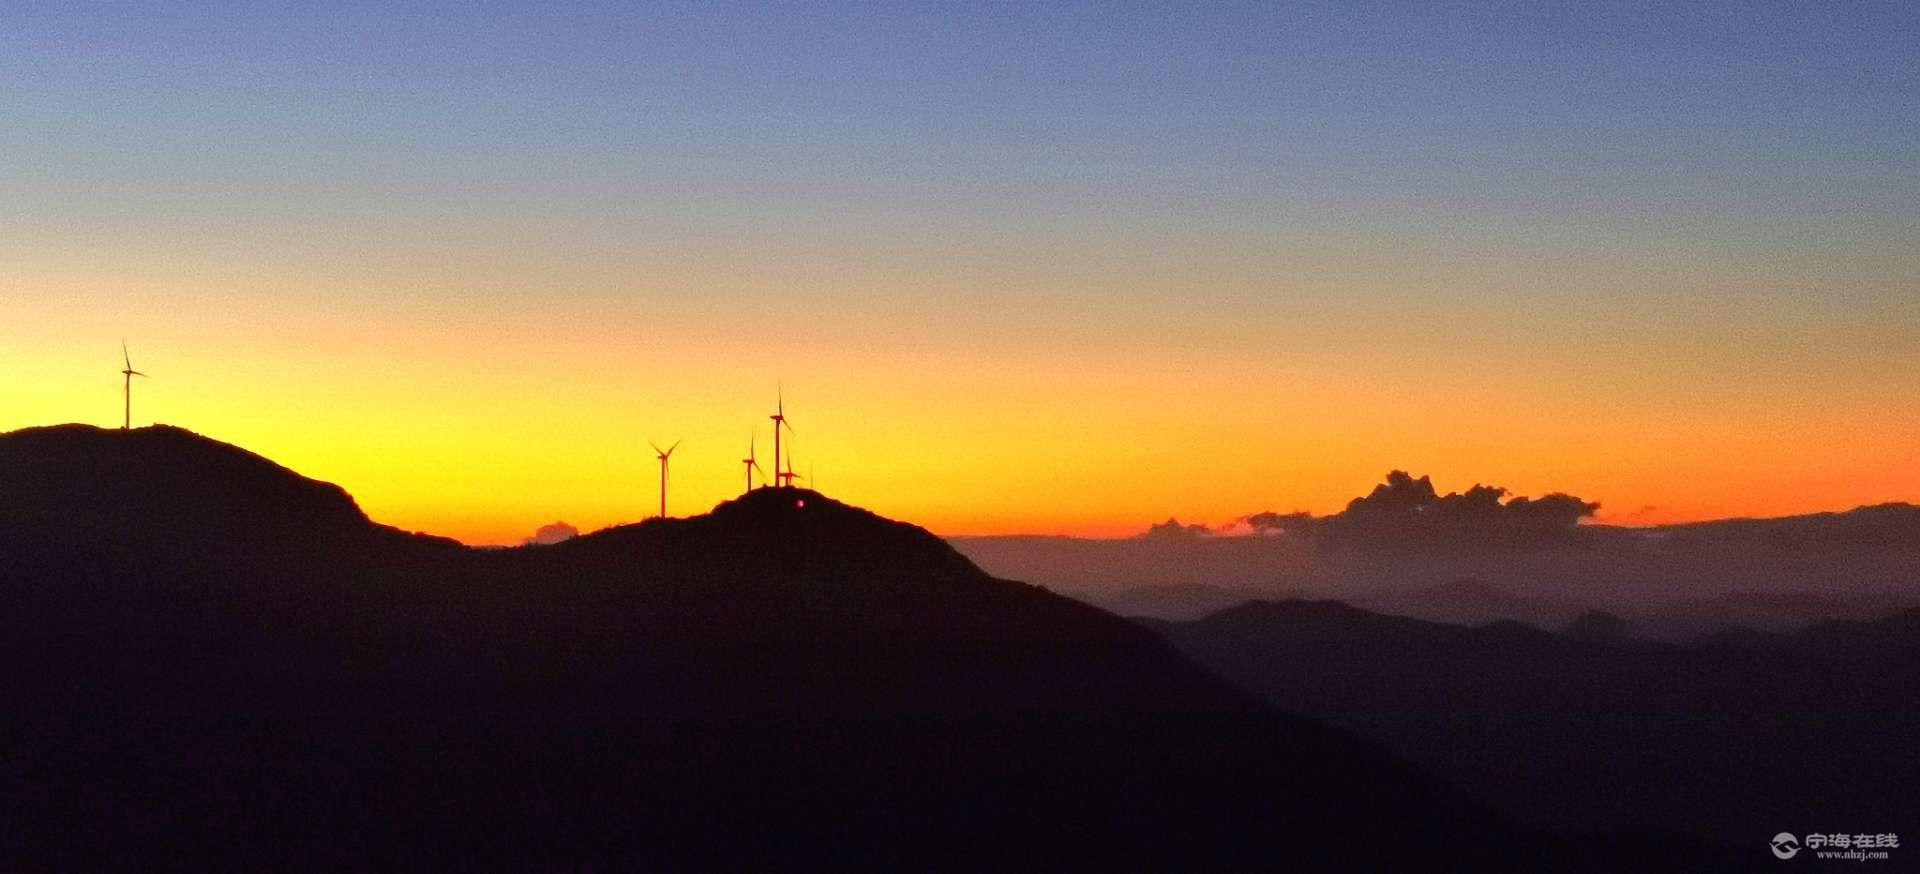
129,371,148,378
122,341,131,370
649,440,663,455
667,438,681,456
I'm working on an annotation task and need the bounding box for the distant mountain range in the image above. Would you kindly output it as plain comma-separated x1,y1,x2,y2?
1143,598,1920,845
2,425,1618,870
1349,577,1904,637
1353,576,1575,627
952,506,1920,631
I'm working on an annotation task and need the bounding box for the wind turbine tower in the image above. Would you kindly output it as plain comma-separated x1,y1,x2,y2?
650,439,680,518
777,426,802,488
769,390,794,487
119,341,148,430
741,434,765,494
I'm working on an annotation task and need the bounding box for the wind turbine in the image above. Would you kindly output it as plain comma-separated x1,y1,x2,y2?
650,439,680,518
769,388,795,487
777,424,802,488
119,341,148,430
741,433,766,494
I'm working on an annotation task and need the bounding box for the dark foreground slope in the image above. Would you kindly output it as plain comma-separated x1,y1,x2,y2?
1145,600,1920,850
0,426,1613,870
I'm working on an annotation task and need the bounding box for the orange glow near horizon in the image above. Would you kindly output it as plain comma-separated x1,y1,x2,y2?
5,258,1917,546
5,2,1918,546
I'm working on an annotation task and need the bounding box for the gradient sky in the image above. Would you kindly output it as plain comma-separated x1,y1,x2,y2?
3,2,1917,543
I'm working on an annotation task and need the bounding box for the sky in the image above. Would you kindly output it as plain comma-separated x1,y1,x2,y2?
3,2,1917,544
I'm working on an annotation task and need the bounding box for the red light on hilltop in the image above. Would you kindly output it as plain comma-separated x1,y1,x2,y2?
796,499,806,508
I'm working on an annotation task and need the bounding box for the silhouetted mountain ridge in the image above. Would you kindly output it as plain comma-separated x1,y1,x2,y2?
0,424,1591,870
0,424,452,552
562,485,987,590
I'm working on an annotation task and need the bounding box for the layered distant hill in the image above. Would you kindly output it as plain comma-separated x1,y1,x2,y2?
952,491,1920,632
0,425,1616,870
1144,599,1920,845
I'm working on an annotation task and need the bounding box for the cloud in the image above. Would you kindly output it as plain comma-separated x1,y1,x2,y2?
1223,472,1599,549
1243,511,1315,534
1143,518,1212,539
523,521,579,546
1318,471,1598,549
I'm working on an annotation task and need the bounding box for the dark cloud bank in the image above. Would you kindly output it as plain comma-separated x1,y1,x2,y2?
1170,470,1600,551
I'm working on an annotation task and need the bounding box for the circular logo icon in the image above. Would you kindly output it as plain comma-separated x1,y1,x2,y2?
1772,833,1801,860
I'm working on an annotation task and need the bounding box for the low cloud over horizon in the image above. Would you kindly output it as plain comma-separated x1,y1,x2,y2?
523,521,579,546
1143,471,1599,550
